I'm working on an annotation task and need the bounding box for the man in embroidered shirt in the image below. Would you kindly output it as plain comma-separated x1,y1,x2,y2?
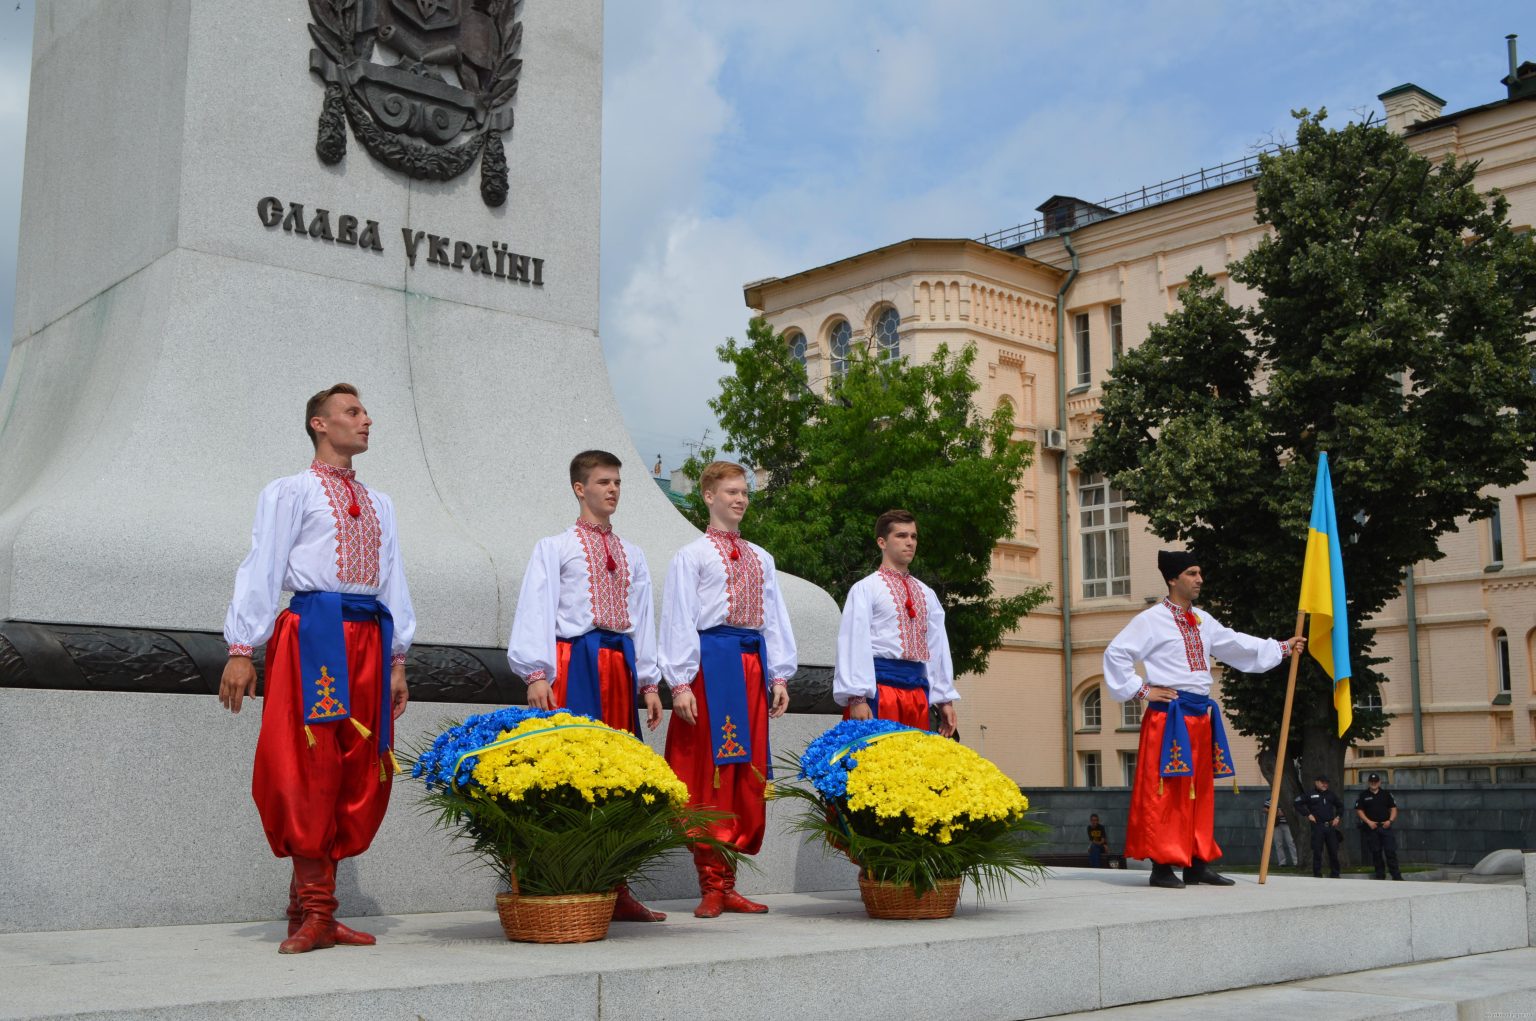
1102,550,1302,890
836,509,959,735
220,383,415,954
661,460,796,918
507,449,666,922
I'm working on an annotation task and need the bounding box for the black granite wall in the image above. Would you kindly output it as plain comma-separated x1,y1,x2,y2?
1026,784,1536,867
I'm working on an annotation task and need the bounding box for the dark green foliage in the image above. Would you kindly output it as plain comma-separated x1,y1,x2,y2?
686,316,1051,677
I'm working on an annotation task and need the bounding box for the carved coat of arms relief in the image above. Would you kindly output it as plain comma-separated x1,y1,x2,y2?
307,0,522,207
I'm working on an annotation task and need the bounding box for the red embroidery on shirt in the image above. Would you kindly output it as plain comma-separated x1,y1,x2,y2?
1164,598,1206,672
706,527,764,628
575,520,632,632
877,568,929,660
311,460,381,586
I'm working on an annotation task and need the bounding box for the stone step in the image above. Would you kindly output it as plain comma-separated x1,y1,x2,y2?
1048,947,1536,1019
1,868,1528,1021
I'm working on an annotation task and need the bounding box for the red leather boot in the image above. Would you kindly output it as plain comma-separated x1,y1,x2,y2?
613,883,667,922
278,857,338,954
692,846,727,918
329,858,377,946
719,858,768,914
285,864,374,944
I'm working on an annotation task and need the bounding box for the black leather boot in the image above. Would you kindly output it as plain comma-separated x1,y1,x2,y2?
1149,863,1186,889
1183,858,1236,886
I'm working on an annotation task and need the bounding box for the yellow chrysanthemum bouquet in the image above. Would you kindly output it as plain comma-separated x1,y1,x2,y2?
779,720,1044,907
412,707,737,897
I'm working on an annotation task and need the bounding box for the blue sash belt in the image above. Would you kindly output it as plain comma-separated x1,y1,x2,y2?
698,624,770,774
561,628,639,734
872,657,928,717
289,591,394,760
1148,691,1235,780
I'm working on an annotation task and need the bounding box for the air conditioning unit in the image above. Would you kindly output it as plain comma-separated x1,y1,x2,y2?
1041,428,1068,452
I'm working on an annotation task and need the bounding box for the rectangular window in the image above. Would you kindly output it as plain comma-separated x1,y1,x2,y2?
1490,501,1505,564
1080,474,1131,598
1121,698,1143,728
1074,313,1091,386
1120,751,1138,787
1081,751,1101,788
1519,494,1536,561
1496,631,1512,694
1109,304,1123,369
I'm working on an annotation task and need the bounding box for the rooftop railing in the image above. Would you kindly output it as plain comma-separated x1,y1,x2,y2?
977,145,1288,250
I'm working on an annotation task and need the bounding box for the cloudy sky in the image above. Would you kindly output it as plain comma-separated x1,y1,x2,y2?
1,2,1531,469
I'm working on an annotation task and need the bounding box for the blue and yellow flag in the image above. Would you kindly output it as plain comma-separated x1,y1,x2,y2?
1299,453,1353,737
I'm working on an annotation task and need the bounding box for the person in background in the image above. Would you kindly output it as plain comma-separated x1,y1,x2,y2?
1087,813,1110,868
1355,772,1404,881
1298,774,1344,878
1262,798,1298,868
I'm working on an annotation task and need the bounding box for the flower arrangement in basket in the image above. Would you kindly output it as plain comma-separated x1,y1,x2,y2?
776,719,1044,919
411,706,739,943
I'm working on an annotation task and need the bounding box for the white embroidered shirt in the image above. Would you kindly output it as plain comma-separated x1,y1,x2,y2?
506,521,660,690
1101,599,1286,702
658,528,797,689
834,568,959,706
223,460,416,661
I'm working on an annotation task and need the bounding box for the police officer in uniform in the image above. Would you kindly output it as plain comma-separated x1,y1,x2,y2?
1297,774,1344,878
1354,772,1403,880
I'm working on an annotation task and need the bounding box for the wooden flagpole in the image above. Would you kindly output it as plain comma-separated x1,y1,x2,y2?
1259,610,1307,884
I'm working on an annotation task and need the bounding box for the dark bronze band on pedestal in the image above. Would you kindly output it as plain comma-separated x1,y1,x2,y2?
0,620,838,713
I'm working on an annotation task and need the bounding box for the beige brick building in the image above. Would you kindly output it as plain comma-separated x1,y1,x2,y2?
743,69,1536,789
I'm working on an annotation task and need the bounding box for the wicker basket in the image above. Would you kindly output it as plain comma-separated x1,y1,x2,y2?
857,876,962,920
494,890,618,943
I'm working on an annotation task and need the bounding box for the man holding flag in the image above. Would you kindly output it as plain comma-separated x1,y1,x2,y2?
1103,552,1304,889
1255,452,1356,882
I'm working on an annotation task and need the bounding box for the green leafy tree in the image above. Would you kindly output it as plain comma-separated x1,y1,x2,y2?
685,316,1050,678
1079,110,1536,806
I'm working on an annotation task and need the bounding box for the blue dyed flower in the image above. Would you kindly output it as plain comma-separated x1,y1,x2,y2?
415,706,573,791
798,718,914,800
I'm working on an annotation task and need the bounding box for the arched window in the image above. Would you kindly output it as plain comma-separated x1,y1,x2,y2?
873,306,901,363
828,319,852,376
1081,688,1102,729
784,329,807,367
1121,698,1143,728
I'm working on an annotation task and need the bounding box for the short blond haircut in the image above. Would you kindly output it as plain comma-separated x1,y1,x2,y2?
699,460,747,495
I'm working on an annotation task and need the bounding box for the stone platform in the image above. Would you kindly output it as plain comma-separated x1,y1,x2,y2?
3,868,1530,1021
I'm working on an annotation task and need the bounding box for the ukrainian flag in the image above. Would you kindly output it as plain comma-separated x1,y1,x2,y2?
1299,452,1353,737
